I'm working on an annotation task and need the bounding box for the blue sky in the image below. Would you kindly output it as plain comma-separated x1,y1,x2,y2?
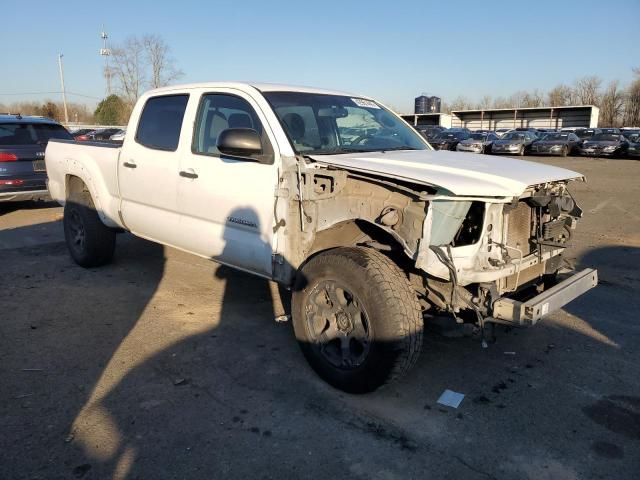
2,0,639,112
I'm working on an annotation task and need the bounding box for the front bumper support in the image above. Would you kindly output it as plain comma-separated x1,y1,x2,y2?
489,268,598,326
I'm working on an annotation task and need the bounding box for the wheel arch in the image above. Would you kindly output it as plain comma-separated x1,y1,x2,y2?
63,173,121,229
306,219,405,260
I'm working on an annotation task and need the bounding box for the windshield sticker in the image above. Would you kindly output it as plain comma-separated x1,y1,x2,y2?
351,98,380,109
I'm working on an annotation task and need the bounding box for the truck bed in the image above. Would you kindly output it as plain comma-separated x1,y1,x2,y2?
45,139,124,229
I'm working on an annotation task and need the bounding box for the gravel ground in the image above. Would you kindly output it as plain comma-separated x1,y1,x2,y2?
0,156,638,480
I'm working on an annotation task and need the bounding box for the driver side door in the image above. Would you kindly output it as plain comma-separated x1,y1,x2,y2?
176,90,280,277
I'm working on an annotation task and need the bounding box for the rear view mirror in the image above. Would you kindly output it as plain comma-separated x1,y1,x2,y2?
317,106,348,118
217,128,263,157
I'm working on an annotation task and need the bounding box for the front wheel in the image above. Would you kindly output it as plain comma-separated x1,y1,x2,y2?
561,145,569,157
63,191,116,267
518,145,525,156
292,247,423,393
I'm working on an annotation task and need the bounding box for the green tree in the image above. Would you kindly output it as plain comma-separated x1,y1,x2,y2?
94,94,126,125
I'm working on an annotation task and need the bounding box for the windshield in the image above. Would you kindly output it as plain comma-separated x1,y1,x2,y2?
501,132,525,140
590,134,620,142
575,129,596,138
542,133,569,141
0,122,72,145
263,92,428,154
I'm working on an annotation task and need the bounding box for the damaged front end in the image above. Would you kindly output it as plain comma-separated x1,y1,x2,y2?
416,182,598,327
281,158,597,332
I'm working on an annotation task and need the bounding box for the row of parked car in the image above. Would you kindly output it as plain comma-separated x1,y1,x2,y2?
413,125,640,158
70,127,126,142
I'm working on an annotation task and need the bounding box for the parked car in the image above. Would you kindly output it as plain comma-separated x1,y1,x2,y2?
599,128,621,135
490,130,537,155
71,128,96,141
626,134,640,158
514,127,543,137
621,128,640,139
495,128,511,137
578,133,629,157
0,114,72,202
45,82,597,393
574,128,602,142
531,132,581,156
109,129,126,142
87,128,122,141
430,131,471,150
413,125,446,141
456,132,499,154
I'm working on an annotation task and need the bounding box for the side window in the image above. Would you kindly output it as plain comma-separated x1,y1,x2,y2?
193,93,270,157
136,94,189,151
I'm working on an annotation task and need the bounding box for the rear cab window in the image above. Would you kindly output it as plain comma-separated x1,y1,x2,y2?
135,95,189,151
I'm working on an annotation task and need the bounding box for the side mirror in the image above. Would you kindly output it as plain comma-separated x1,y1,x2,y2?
217,128,263,157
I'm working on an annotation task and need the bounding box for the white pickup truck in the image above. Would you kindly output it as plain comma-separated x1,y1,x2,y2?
46,82,598,393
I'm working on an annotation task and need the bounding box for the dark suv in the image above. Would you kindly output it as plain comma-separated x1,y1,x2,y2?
0,114,72,202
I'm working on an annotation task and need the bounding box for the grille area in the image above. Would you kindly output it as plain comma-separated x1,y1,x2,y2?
506,201,534,255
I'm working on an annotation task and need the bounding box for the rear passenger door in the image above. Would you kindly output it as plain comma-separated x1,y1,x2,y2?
119,94,189,246
176,90,280,277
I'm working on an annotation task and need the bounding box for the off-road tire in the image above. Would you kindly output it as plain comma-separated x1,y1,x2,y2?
292,247,423,393
63,191,115,267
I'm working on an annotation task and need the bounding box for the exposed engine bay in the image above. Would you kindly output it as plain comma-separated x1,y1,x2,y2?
283,159,595,332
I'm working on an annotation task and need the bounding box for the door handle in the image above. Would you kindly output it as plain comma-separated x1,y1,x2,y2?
179,168,198,179
123,161,137,169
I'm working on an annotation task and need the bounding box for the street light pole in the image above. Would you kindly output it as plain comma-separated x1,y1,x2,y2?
58,53,69,124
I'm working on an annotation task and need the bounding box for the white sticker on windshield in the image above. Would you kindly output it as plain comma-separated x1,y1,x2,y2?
351,98,380,109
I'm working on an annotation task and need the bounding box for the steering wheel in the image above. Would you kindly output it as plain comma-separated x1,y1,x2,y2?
350,134,376,146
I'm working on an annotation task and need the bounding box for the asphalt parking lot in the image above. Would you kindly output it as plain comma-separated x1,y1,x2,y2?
1,155,639,480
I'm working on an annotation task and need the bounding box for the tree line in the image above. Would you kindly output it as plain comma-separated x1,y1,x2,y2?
443,69,640,127
2,42,638,128
0,100,94,124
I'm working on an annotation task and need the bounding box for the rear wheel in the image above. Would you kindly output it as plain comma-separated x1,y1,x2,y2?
63,191,115,267
292,247,423,393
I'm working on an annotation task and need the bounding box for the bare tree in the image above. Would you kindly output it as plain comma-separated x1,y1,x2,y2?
508,91,527,108
448,96,473,111
109,34,183,106
599,80,625,127
142,35,183,89
111,36,147,106
624,77,640,126
477,95,493,109
573,76,602,105
491,96,510,109
523,89,544,107
548,84,572,106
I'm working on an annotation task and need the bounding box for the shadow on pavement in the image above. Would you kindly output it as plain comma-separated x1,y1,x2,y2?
0,199,58,217
1,214,638,478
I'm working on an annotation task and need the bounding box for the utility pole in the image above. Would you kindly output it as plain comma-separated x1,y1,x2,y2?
58,53,69,124
100,26,112,95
